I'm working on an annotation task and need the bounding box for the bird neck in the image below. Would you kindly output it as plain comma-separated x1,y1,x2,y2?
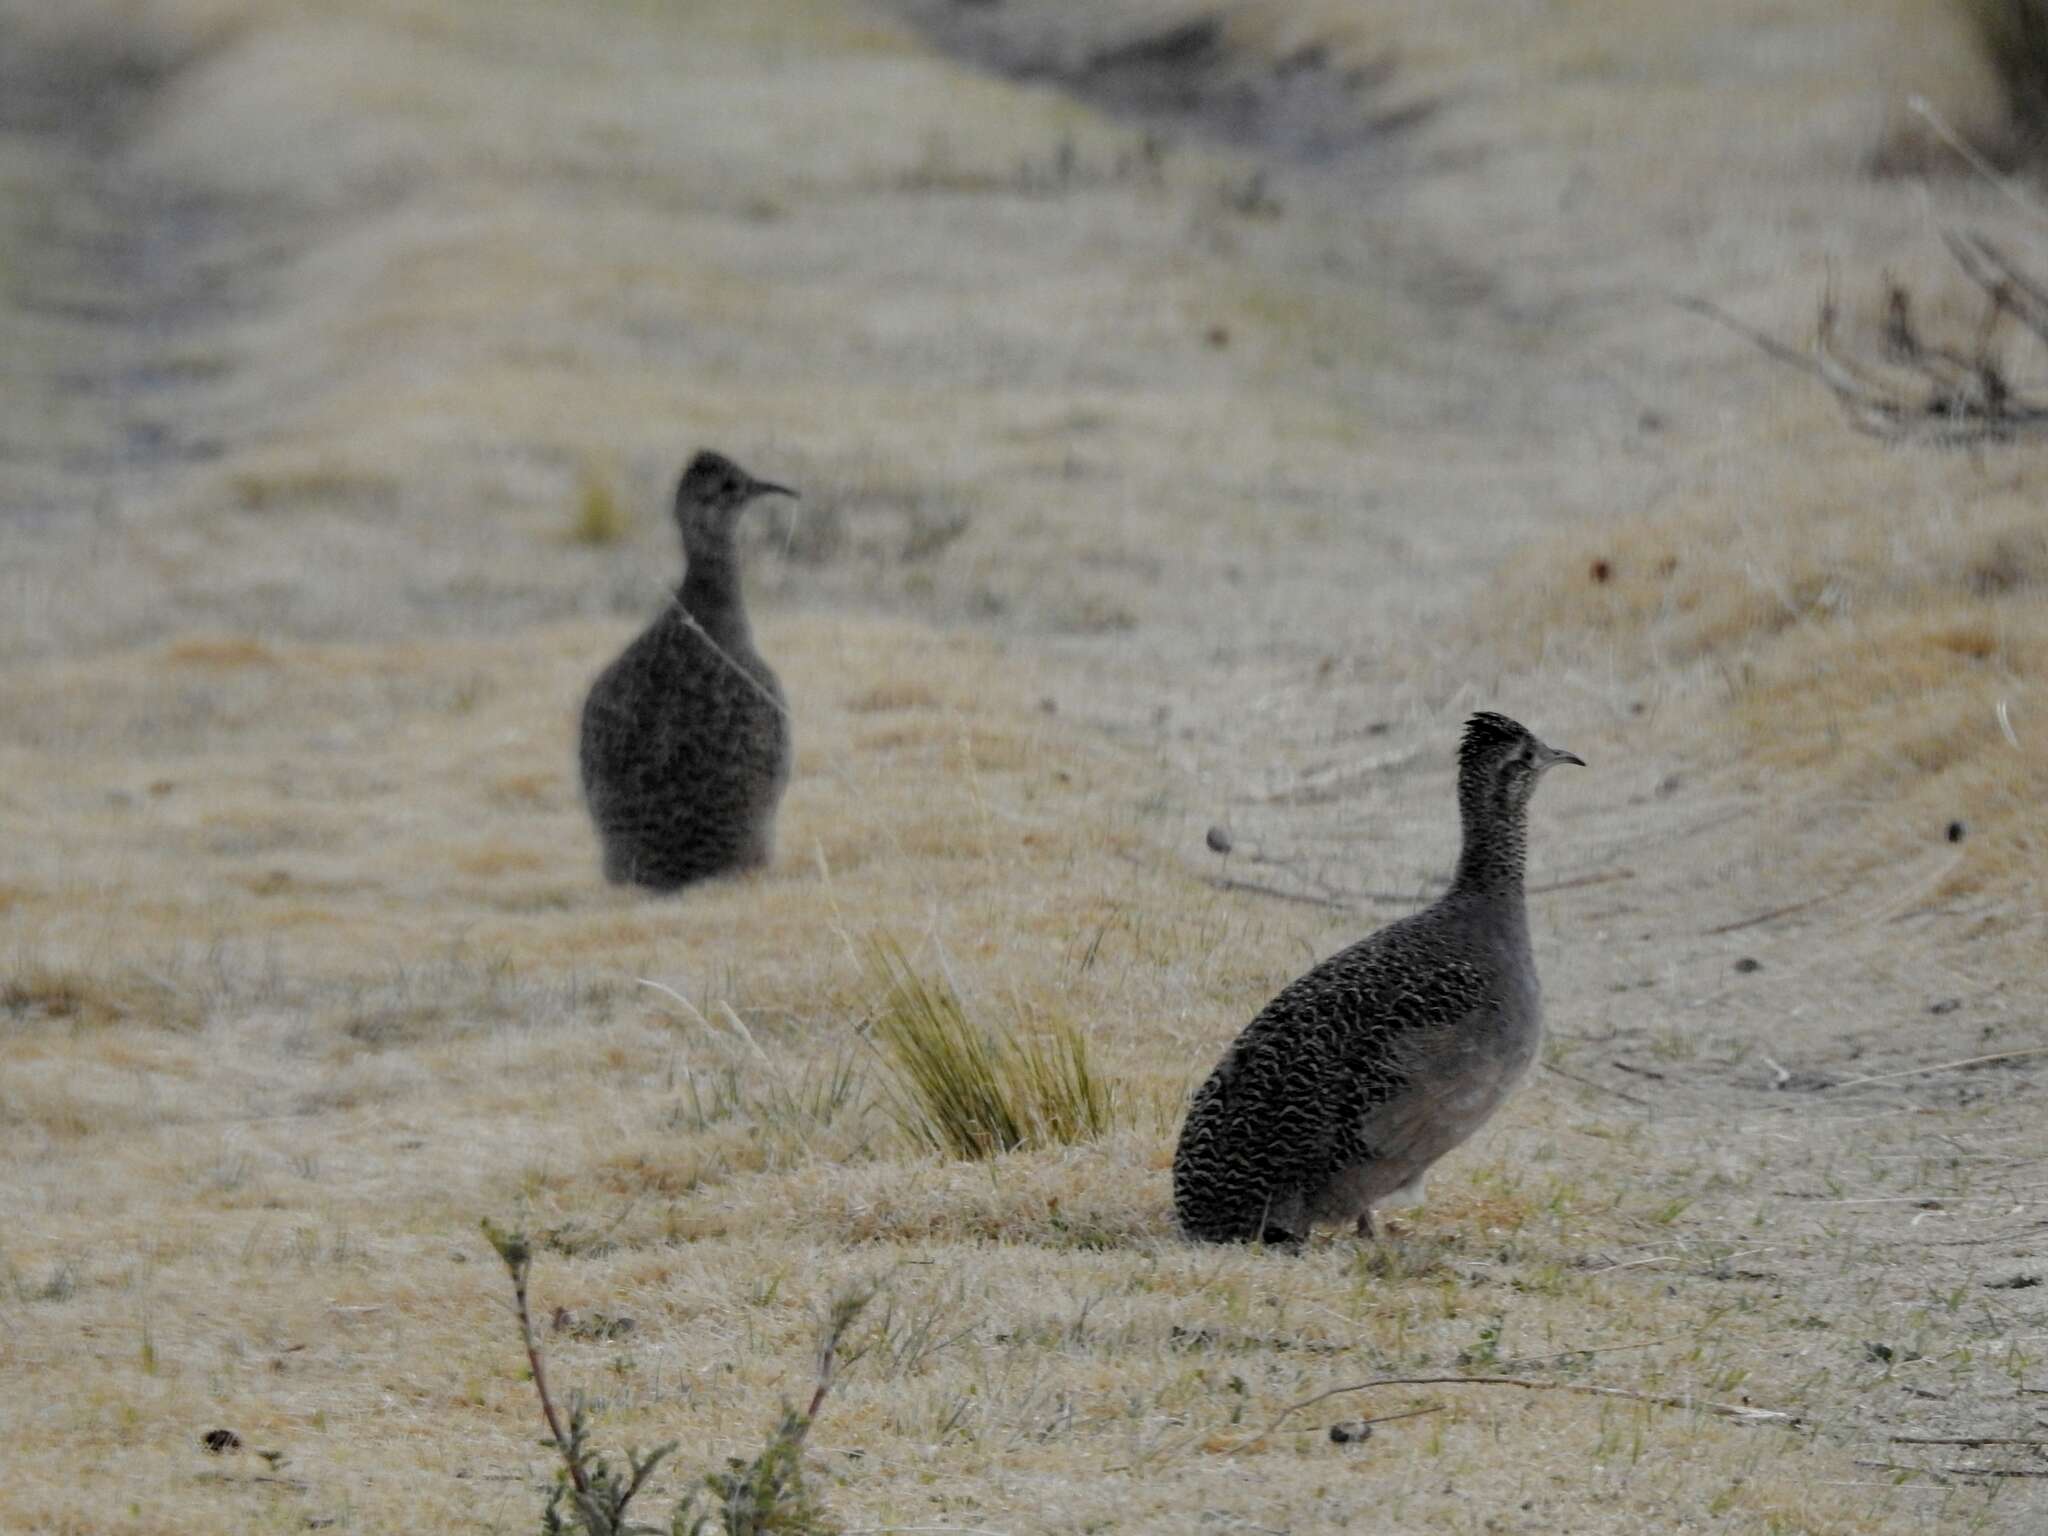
1447,789,1530,920
679,536,750,645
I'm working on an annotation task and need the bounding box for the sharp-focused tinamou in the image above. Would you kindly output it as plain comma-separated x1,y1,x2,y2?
579,450,795,893
1173,712,1584,1245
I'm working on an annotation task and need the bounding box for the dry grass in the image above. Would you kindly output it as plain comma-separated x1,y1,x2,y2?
1484,352,2048,909
4,1,2047,1533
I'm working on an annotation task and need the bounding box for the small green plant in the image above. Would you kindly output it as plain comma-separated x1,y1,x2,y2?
863,937,1114,1160
483,1218,872,1535
569,462,632,546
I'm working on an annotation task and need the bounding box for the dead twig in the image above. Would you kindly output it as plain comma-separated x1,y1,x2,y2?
1203,874,1353,911
1541,1062,1651,1110
1703,889,1841,936
480,1222,587,1500
1529,868,1634,896
1679,228,2048,446
1232,1373,1805,1452
1826,1048,2048,1092
1492,1337,1683,1372
1862,1458,2048,1480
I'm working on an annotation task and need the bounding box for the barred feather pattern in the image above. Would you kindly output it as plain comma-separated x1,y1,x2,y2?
1173,713,1571,1244
578,454,791,893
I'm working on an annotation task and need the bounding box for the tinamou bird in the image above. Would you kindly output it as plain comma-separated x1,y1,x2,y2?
578,450,795,893
1173,711,1584,1245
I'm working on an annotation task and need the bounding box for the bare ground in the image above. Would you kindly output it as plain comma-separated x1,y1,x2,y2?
3,1,2045,1532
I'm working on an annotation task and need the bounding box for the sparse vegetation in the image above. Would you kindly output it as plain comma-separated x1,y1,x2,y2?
485,1219,871,1536
864,937,1117,1159
570,461,633,546
6,0,2048,1532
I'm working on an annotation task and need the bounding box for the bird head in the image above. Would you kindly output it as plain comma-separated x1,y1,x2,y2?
1457,711,1584,818
672,450,795,547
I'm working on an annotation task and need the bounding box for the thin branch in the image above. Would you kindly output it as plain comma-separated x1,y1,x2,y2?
1889,1434,2048,1447
486,1226,587,1499
1679,234,2048,446
1674,295,1827,378
1203,874,1353,911
1529,867,1634,896
1492,1336,1684,1372
1826,1048,2048,1092
1907,96,2048,232
1703,888,1841,936
1231,1373,1805,1452
1873,1462,2048,1480
1541,1062,1651,1110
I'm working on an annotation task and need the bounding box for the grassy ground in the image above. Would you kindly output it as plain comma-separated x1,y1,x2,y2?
3,0,2045,1531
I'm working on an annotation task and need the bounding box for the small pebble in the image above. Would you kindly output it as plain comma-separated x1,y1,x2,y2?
1205,825,1234,855
1733,956,1762,974
1946,820,1966,843
202,1429,243,1454
1328,1420,1374,1445
1928,998,1961,1016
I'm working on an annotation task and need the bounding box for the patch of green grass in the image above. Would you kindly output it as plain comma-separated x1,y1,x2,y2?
568,461,632,545
863,937,1116,1160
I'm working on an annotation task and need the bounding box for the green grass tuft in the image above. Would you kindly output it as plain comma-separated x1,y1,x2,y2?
863,937,1115,1160
568,461,632,546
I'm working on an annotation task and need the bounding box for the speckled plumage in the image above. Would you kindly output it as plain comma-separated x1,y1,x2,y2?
579,451,794,893
1173,712,1584,1244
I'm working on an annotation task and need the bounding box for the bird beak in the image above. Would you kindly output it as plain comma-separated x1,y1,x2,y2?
748,479,797,500
1539,743,1586,770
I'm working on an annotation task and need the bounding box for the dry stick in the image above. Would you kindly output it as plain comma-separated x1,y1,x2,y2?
1530,867,1635,895
1889,1435,2048,1448
1902,1220,2048,1249
1492,1337,1683,1372
1233,1374,1804,1451
1674,294,1828,379
1204,874,1353,911
1909,96,2048,232
1542,1061,1651,1110
1703,889,1840,937
1209,866,1632,913
1825,1048,2048,1093
506,1246,587,1499
1863,1459,2048,1480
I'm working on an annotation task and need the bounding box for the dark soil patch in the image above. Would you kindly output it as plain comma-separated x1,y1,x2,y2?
885,2,1437,165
